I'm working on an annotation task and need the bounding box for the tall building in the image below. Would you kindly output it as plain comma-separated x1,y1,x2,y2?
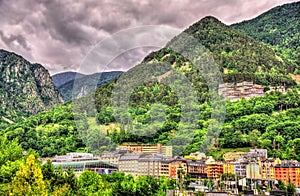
275,161,300,187
169,157,187,179
206,163,223,179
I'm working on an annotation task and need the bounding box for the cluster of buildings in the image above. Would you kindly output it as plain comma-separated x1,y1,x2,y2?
218,81,286,101
47,146,300,189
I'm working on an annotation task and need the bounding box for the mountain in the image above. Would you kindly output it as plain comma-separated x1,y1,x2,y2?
0,49,63,125
232,2,300,70
51,71,86,88
55,71,123,101
2,14,299,157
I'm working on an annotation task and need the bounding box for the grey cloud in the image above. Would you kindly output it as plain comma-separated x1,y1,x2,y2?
0,0,299,75
0,31,31,51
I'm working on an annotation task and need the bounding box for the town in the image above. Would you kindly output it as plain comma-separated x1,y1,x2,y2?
46,143,300,195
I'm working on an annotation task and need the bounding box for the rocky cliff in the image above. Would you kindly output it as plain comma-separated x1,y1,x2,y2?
0,49,63,123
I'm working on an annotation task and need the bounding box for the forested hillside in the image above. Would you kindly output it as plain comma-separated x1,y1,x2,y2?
232,2,300,70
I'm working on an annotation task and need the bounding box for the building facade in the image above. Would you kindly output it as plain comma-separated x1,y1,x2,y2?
169,158,187,179
261,158,281,180
118,154,143,177
223,163,235,175
186,160,207,178
275,161,300,187
119,143,172,156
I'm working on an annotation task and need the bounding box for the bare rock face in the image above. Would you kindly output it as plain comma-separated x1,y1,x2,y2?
0,49,63,122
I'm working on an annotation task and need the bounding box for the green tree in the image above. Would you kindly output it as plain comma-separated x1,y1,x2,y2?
10,154,47,195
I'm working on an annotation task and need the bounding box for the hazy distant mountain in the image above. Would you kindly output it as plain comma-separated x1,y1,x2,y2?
0,49,63,124
52,71,86,88
54,71,123,101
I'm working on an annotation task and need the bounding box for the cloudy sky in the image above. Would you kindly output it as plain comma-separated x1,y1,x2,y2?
0,0,298,75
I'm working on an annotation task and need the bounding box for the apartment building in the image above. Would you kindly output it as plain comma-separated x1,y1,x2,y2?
169,157,187,179
261,158,281,180
99,153,121,165
223,163,235,175
186,160,207,178
234,161,247,178
205,157,223,179
246,162,262,179
138,154,169,177
118,153,143,177
275,161,300,187
206,163,223,179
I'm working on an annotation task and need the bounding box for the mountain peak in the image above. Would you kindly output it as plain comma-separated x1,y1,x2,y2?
200,16,221,22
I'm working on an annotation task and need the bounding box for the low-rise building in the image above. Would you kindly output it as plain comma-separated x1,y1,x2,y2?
119,143,172,156
223,152,245,161
50,152,118,175
52,152,97,162
244,149,267,160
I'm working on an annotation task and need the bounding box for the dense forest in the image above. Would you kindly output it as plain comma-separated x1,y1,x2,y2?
232,2,300,70
2,85,300,161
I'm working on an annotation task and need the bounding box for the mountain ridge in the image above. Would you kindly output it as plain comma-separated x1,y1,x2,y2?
0,49,64,124
232,1,300,69
54,71,123,101
52,71,86,88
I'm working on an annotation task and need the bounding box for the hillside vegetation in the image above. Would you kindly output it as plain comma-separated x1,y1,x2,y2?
1,14,300,158
232,2,300,70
